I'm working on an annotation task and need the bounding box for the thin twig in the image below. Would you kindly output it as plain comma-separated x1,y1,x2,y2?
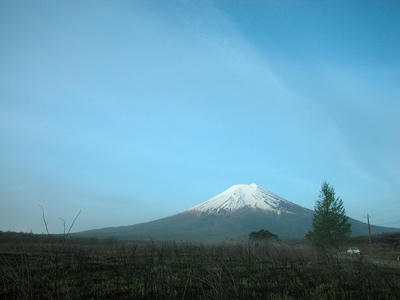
39,205,50,236
65,210,81,239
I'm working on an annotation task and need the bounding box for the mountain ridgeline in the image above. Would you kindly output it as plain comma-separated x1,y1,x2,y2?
76,184,399,241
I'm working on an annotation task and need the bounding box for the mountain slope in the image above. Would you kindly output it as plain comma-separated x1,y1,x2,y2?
76,184,399,241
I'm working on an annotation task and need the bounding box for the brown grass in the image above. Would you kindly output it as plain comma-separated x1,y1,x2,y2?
0,231,399,299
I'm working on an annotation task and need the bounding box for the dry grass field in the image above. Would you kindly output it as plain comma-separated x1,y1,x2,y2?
1,231,399,299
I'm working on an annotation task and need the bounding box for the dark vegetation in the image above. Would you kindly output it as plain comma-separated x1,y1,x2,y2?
1,231,400,299
345,232,400,261
248,229,278,241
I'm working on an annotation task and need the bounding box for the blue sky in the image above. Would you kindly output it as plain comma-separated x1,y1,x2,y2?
1,0,399,233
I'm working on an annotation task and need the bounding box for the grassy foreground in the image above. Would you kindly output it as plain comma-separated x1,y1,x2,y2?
1,232,399,299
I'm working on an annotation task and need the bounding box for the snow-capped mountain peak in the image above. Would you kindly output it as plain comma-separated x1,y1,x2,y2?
186,184,292,215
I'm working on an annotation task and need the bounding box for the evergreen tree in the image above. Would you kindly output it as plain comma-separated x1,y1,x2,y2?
312,181,351,249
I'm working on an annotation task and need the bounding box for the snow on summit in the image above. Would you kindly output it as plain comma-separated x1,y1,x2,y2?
187,184,293,215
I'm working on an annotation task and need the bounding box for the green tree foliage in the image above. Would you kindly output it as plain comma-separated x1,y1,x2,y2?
312,181,351,249
249,229,278,241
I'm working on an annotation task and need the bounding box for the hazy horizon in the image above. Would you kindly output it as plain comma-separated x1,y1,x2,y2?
1,0,399,234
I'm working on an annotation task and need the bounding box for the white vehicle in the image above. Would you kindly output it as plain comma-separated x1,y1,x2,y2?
347,247,361,256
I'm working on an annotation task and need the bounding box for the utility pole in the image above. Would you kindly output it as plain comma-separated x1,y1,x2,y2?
364,213,372,251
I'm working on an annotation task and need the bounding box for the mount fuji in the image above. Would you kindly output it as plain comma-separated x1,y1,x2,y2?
77,184,399,241
186,183,304,215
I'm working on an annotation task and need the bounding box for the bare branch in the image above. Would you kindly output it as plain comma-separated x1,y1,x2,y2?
39,205,50,236
65,210,81,239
